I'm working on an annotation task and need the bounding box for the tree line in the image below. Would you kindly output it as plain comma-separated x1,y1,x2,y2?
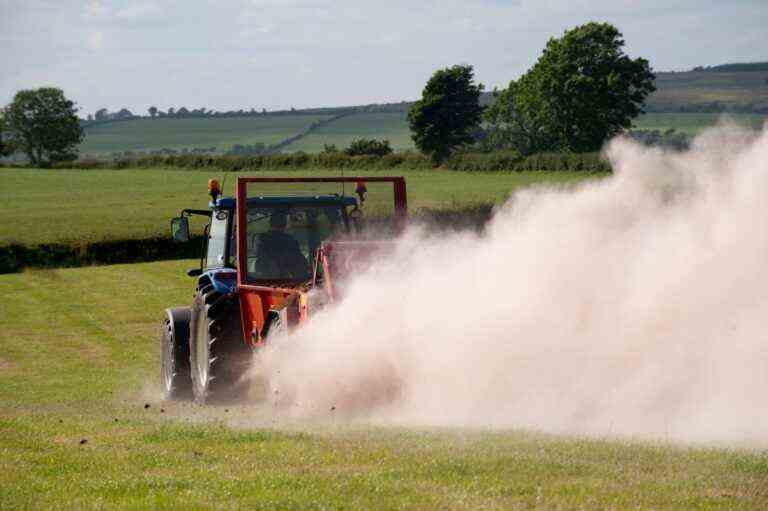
87,106,271,123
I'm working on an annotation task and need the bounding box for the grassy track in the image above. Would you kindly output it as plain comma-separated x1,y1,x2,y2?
0,167,603,246
80,115,332,156
284,111,414,152
1,260,767,509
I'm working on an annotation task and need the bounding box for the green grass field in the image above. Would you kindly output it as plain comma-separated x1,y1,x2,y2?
284,112,415,152
80,115,332,156
0,167,603,246
1,260,767,509
632,112,767,135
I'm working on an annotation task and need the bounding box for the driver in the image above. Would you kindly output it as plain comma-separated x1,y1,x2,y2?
255,210,310,279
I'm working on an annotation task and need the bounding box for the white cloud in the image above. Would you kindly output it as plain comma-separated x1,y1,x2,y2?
87,30,103,50
114,1,162,20
2,0,767,114
84,0,107,19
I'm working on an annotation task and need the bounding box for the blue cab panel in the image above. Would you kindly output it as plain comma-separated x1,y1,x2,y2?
199,268,237,295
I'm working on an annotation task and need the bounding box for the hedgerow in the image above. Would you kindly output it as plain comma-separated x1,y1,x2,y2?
39,150,611,173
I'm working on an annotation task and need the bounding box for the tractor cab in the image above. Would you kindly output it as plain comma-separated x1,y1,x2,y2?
162,176,407,404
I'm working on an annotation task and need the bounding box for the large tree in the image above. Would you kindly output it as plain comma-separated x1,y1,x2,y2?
5,87,83,164
486,22,655,154
408,64,484,164
0,112,17,157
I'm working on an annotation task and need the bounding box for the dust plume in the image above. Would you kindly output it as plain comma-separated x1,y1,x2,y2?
256,122,768,444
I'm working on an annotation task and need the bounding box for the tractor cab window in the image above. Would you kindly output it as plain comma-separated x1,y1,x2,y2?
205,209,230,269
246,204,349,282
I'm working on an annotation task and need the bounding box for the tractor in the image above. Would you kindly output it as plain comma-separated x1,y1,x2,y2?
161,176,407,404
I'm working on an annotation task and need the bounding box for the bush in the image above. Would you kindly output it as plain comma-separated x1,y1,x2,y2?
344,138,393,157
322,144,339,154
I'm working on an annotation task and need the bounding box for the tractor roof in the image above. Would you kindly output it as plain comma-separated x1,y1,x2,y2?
212,195,357,209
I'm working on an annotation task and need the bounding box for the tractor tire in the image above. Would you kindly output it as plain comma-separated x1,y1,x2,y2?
189,288,252,404
160,307,192,400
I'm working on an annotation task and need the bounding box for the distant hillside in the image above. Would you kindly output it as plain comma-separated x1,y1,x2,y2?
77,61,768,157
692,62,768,73
80,115,333,156
646,61,768,113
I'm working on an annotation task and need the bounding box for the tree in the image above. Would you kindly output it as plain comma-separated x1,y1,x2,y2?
5,87,83,165
408,64,484,164
0,111,18,157
487,22,655,153
148,106,158,118
94,108,109,121
116,108,133,119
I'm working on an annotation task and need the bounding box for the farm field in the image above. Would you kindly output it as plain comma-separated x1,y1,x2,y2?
73,110,768,159
632,112,768,135
79,115,332,156
284,111,414,152
648,69,768,111
1,259,767,509
0,167,604,247
285,111,767,151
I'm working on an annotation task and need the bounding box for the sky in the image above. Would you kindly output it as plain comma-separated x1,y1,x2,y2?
1,0,767,116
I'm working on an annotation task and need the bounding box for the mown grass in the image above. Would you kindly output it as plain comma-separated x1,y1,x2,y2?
1,260,767,509
80,115,332,155
0,167,603,246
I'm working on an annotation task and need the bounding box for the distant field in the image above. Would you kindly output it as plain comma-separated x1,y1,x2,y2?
0,168,604,246
285,111,767,152
648,70,768,110
2,259,767,509
633,112,768,135
284,111,414,152
79,115,332,155
75,110,767,158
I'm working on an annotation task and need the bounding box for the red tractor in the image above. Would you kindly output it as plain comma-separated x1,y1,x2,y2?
161,176,407,403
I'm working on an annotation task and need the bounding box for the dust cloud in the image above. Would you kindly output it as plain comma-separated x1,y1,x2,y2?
255,122,768,444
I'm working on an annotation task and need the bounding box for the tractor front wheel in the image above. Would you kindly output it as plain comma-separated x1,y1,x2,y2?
160,307,192,400
189,288,251,404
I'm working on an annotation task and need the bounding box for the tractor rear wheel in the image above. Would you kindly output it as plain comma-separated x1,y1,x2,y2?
160,307,192,400
189,289,252,404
